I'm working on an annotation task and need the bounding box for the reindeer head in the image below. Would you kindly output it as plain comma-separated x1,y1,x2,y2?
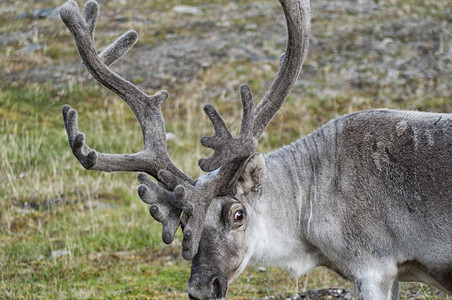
59,0,310,298
187,153,268,299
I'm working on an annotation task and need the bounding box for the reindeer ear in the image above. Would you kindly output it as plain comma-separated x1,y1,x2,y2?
239,153,267,194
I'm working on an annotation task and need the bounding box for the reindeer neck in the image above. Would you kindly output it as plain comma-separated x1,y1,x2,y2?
248,122,337,275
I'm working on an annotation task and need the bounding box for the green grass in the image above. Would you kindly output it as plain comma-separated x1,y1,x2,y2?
0,0,451,299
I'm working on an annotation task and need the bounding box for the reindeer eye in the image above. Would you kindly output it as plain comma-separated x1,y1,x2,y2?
234,210,245,222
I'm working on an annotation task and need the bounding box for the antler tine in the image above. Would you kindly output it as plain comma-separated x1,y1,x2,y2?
137,173,183,244
199,0,310,171
199,84,257,172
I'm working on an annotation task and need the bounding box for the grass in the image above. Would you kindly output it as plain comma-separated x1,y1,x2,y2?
0,0,451,299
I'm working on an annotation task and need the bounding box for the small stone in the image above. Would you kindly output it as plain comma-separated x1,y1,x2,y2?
172,5,202,15
166,132,177,141
85,200,120,211
357,0,374,4
245,23,258,31
50,250,70,259
15,207,33,215
14,12,30,19
114,15,129,23
32,8,60,20
19,43,45,54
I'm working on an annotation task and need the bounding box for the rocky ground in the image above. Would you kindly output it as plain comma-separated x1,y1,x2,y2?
2,0,452,106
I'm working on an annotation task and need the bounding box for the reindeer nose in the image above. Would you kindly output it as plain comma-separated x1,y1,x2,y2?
188,274,227,300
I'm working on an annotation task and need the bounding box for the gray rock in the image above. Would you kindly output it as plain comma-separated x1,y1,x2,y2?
50,250,70,259
114,15,129,23
18,43,45,54
0,29,36,47
85,200,121,211
298,288,352,299
14,9,60,20
14,11,29,19
15,207,33,215
166,132,177,142
32,8,60,20
172,5,202,15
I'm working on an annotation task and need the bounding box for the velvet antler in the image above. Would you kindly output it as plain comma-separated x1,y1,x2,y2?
198,0,311,172
60,0,310,260
60,0,196,252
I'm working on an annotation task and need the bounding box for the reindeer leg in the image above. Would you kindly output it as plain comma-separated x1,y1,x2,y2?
391,281,400,300
352,264,398,300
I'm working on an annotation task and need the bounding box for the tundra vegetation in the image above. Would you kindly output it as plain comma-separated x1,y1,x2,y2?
0,0,451,299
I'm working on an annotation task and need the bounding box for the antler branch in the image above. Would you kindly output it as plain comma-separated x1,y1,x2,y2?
60,0,193,184
62,104,152,172
60,0,199,252
199,0,311,172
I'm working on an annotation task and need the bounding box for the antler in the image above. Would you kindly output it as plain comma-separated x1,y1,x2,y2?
60,0,197,248
60,0,193,184
60,0,310,260
199,0,311,172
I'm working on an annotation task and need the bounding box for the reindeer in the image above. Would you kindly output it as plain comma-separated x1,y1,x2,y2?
59,0,451,299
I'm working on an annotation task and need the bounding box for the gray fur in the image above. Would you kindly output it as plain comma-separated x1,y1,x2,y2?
189,109,452,299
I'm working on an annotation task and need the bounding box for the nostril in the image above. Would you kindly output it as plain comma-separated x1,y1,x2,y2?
211,276,227,299
188,273,227,300
188,293,200,300
212,278,221,296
